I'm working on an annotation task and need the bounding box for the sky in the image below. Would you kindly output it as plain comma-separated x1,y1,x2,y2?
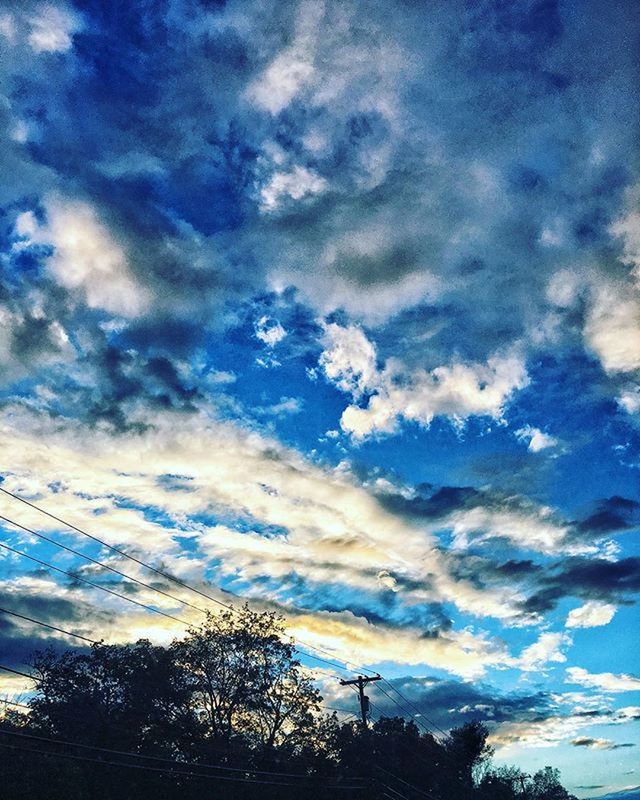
0,0,638,796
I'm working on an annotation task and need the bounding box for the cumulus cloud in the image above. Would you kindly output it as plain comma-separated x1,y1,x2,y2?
27,4,79,53
16,196,150,317
259,165,327,211
255,316,287,347
519,632,571,672
320,323,528,439
566,601,617,629
566,667,640,693
515,426,559,453
584,282,640,374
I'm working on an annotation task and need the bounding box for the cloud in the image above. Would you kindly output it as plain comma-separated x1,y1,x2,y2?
566,601,617,629
519,632,571,672
572,737,635,750
259,166,327,212
515,426,559,453
567,667,640,693
320,323,528,439
584,282,640,374
0,403,520,677
27,4,79,53
611,185,640,277
255,316,287,347
16,196,150,317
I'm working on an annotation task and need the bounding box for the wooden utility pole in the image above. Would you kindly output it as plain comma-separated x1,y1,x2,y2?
339,674,381,728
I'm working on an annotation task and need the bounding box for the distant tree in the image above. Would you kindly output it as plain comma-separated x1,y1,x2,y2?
479,765,529,800
529,766,578,800
0,614,581,800
444,720,494,795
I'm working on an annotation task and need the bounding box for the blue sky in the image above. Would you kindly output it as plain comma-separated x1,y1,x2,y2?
0,0,639,796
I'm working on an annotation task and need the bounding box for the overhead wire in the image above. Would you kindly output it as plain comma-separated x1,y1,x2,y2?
0,740,363,789
379,679,450,741
374,681,448,743
0,606,99,645
0,485,373,675
0,540,190,626
0,486,458,755
0,664,37,682
0,728,364,784
0,513,207,615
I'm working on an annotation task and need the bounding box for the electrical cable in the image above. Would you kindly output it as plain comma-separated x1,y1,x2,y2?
0,485,372,675
0,739,363,789
0,539,191,626
0,728,363,784
0,606,98,645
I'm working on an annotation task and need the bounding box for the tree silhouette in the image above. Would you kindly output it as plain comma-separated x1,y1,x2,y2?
0,607,579,800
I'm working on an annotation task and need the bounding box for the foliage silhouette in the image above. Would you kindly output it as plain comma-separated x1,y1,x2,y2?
0,606,577,800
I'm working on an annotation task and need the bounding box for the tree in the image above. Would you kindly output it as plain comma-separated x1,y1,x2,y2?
172,605,323,754
530,766,578,800
30,640,195,754
444,720,494,794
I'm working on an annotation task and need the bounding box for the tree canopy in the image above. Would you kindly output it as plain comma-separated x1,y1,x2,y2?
0,606,577,800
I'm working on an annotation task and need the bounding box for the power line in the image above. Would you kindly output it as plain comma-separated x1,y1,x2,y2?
376,765,437,800
0,739,363,789
379,679,450,741
375,681,448,743
367,695,460,778
0,486,457,743
1,699,31,711
0,539,190,626
0,728,363,784
0,513,206,615
0,606,98,645
0,664,36,681
0,531,352,683
0,490,360,674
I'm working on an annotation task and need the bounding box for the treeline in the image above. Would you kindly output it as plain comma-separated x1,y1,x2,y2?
0,606,576,799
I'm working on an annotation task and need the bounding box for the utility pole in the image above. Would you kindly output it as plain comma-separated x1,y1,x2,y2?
340,674,381,728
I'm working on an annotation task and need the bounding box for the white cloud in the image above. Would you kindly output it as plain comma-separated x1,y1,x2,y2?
0,13,17,43
566,601,617,629
319,323,378,398
258,397,303,416
546,270,583,308
567,667,640,693
618,387,640,415
611,185,640,279
584,282,640,374
515,425,558,453
249,53,314,114
255,316,287,346
246,0,323,114
320,323,528,439
259,165,327,211
0,403,518,677
446,504,589,556
16,196,150,317
28,4,79,53
519,632,571,672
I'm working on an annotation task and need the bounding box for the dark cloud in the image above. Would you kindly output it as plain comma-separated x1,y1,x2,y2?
518,557,640,616
0,589,111,668
576,497,640,535
370,674,553,732
572,738,635,750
